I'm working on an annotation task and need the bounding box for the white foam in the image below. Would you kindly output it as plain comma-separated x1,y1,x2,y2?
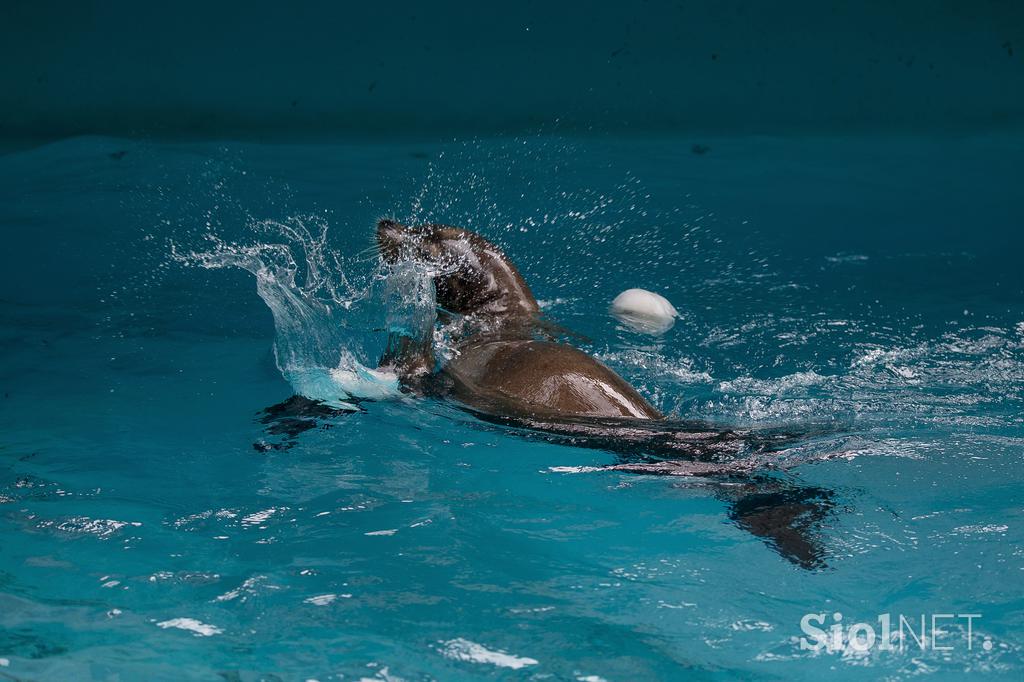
717,371,827,395
156,618,222,636
952,524,1008,535
328,362,402,401
440,638,538,669
304,593,351,605
548,466,603,474
241,508,282,527
285,364,400,408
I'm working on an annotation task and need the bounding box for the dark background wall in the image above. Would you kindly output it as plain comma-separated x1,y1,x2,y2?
1,0,1022,139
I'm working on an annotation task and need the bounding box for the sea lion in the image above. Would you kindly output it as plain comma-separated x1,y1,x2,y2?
375,219,662,421
370,219,841,569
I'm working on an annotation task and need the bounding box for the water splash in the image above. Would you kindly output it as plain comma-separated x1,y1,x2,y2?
171,215,435,406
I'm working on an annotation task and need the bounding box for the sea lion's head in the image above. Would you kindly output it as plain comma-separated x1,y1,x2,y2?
376,219,538,318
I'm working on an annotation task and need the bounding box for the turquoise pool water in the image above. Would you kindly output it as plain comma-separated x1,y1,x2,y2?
0,134,1022,680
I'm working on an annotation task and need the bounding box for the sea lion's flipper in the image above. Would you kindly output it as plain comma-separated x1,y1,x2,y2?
378,329,436,392
253,395,360,451
721,479,836,569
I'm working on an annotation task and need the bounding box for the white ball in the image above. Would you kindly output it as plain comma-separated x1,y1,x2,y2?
610,288,679,334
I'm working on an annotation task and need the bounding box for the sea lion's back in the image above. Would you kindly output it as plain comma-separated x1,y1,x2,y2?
443,340,663,420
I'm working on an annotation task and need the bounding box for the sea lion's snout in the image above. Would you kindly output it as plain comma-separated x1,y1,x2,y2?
377,220,455,267
376,219,416,263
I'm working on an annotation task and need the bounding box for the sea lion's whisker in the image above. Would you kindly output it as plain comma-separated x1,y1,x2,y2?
353,243,383,263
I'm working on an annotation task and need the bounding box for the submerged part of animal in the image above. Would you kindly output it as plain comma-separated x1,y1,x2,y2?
375,219,663,420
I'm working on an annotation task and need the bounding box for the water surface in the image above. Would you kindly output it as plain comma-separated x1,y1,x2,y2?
0,134,1022,680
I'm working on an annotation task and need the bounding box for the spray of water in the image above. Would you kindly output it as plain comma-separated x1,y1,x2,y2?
171,214,436,407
